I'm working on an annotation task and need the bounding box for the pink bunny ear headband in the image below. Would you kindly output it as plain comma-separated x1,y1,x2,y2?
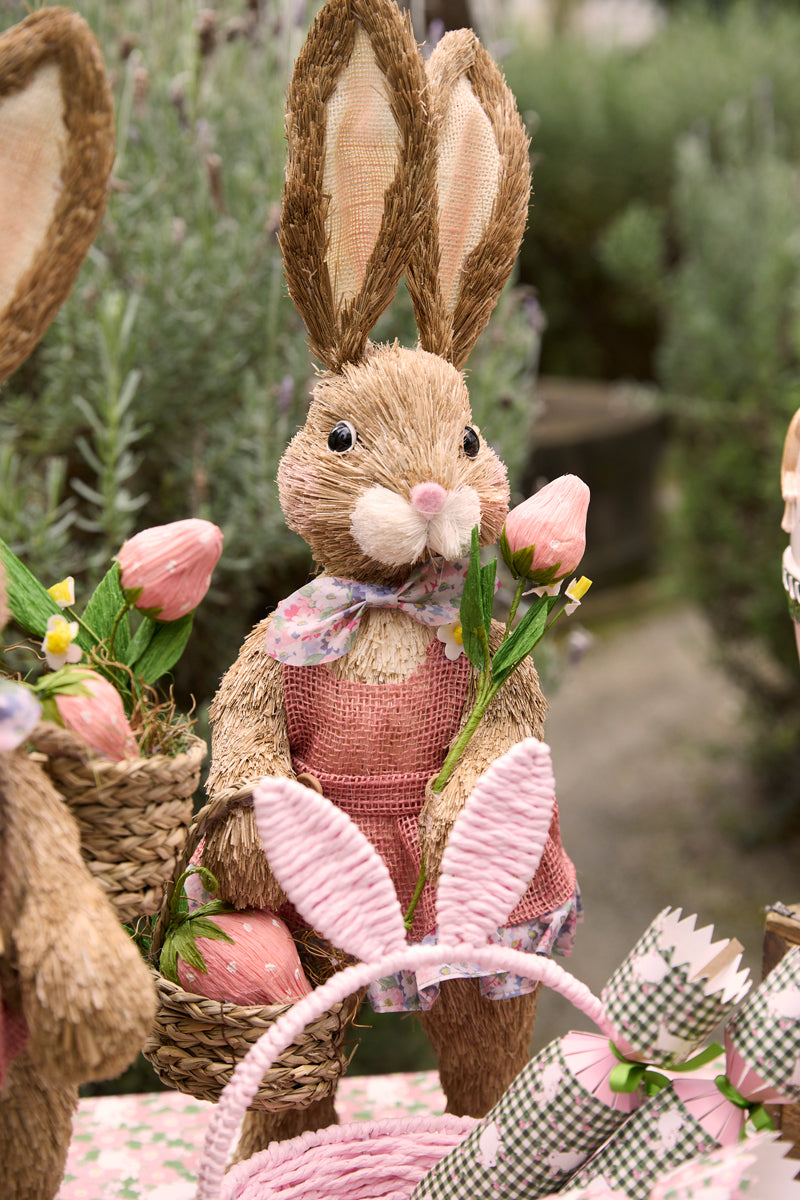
195,738,612,1198
194,742,800,1200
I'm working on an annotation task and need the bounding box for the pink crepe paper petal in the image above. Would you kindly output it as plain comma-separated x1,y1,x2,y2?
436,738,556,944
561,1031,640,1113
253,777,407,961
672,1077,745,1146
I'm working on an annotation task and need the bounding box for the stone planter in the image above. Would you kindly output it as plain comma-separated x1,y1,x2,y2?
523,376,669,585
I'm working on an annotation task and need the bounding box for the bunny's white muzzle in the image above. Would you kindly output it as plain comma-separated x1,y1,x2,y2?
350,482,481,567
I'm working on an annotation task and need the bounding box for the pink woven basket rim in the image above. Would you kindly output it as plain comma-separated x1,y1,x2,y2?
222,1113,478,1198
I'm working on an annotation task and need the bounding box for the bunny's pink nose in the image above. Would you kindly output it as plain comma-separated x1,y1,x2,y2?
411,482,448,520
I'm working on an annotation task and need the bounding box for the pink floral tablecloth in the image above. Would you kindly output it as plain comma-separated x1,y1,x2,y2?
57,1071,445,1199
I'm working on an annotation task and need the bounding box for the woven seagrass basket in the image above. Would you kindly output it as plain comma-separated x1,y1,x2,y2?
142,786,362,1112
29,721,205,925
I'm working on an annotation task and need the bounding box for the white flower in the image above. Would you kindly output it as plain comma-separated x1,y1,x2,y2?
41,614,82,670
436,621,465,660
525,581,562,599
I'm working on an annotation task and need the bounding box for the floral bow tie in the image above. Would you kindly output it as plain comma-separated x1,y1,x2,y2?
264,558,469,666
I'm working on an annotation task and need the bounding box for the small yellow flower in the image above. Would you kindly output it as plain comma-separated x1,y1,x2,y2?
564,576,592,614
47,576,75,608
42,614,82,670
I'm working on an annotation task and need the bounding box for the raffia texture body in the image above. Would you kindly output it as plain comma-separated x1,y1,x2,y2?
0,13,157,1195
0,751,156,1199
200,0,549,1158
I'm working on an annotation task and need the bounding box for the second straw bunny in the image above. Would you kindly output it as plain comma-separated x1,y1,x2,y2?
200,0,580,1157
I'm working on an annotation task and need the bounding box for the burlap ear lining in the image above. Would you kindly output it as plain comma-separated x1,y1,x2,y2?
408,31,531,371
0,9,114,384
280,0,431,373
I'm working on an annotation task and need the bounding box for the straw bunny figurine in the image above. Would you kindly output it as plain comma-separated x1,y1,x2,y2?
0,10,156,1197
201,0,579,1158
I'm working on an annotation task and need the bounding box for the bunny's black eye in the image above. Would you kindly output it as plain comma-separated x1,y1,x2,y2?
328,421,357,452
462,426,480,458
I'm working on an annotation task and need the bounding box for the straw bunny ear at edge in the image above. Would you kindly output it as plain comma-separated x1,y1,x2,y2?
280,0,432,373
252,777,407,963
435,738,556,944
406,29,531,371
0,8,114,385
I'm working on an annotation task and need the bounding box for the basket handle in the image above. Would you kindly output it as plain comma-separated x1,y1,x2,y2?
148,781,259,959
194,944,611,1200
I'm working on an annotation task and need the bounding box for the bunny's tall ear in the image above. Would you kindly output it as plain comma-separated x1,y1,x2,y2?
253,777,407,963
280,0,431,373
436,739,556,945
406,30,531,370
0,9,114,385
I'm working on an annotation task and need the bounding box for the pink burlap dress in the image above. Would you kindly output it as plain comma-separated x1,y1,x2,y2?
281,639,580,1011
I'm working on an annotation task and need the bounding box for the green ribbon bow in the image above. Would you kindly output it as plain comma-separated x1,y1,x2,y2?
714,1074,775,1134
608,1041,670,1096
608,1040,725,1098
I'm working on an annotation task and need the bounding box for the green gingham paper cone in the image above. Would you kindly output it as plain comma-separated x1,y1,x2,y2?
726,944,800,1102
568,950,800,1199
567,1085,718,1200
411,1037,631,1200
665,947,800,1148
602,909,750,1068
412,911,749,1200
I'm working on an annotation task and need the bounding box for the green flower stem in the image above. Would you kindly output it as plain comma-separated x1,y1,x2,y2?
403,850,427,934
108,601,132,663
429,621,495,795
64,608,104,647
430,680,497,796
542,597,571,638
504,577,527,641
403,666,504,933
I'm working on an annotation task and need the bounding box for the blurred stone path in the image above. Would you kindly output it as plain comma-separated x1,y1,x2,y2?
535,600,800,1045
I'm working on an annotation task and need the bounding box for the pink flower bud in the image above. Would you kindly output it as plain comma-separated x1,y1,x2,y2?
176,909,312,1006
117,519,223,622
55,672,138,761
501,475,590,584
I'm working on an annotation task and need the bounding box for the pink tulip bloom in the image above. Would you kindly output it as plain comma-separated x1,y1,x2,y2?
176,909,312,1006
117,519,223,621
501,475,590,584
55,672,138,760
